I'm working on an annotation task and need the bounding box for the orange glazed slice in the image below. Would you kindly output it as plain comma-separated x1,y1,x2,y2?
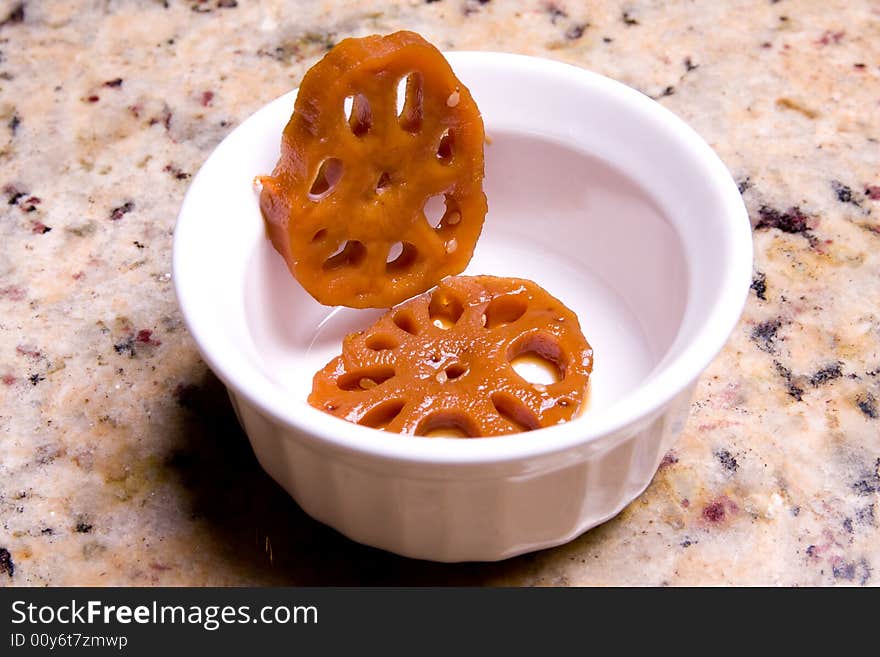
309,276,594,437
259,31,488,308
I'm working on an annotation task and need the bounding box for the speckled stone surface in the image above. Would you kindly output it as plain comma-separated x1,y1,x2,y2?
1,0,878,586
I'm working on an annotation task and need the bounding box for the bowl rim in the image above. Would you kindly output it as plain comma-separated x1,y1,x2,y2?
173,50,753,466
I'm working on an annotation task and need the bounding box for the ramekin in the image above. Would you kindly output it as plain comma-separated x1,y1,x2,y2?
173,52,752,562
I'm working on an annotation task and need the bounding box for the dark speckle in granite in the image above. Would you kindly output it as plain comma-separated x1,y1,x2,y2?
103,77,123,88
715,449,739,472
110,200,135,221
852,458,880,494
737,177,752,194
163,163,191,180
832,558,871,584
0,285,26,301
658,451,679,469
113,335,136,357
544,2,567,24
28,373,45,386
136,329,161,346
809,363,843,386
755,205,810,236
0,548,13,578
831,180,859,206
703,501,726,522
0,3,24,27
8,113,20,134
751,271,767,300
565,23,588,40
462,0,490,16
16,344,41,358
857,394,877,419
832,560,855,580
865,186,880,201
751,318,782,352
684,56,699,72
149,106,173,131
816,30,845,46
5,184,26,204
75,521,93,534
856,504,875,527
774,360,804,401
622,11,639,26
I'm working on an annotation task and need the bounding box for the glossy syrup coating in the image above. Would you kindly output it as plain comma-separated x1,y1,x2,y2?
259,31,488,308
309,276,594,437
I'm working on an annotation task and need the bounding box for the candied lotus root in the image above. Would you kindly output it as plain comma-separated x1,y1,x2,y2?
309,276,594,437
259,31,488,308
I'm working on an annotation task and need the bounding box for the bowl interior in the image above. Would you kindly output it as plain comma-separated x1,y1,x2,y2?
244,130,685,416
174,52,749,459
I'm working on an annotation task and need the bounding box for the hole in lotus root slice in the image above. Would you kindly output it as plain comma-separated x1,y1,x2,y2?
337,366,396,392
344,93,372,136
484,291,528,329
323,240,366,270
375,171,392,193
425,194,462,234
491,392,541,432
437,129,454,164
438,196,462,231
423,193,446,228
392,309,420,335
416,410,481,438
397,72,424,133
386,242,419,274
308,158,344,200
509,332,566,385
428,288,464,329
444,363,468,380
358,399,406,429
365,332,399,351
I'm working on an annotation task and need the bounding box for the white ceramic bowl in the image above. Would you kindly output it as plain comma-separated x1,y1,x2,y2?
173,52,752,562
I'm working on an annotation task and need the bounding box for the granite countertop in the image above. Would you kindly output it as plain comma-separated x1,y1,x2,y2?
1,0,878,586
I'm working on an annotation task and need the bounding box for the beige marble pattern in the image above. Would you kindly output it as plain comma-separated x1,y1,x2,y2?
0,0,878,586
